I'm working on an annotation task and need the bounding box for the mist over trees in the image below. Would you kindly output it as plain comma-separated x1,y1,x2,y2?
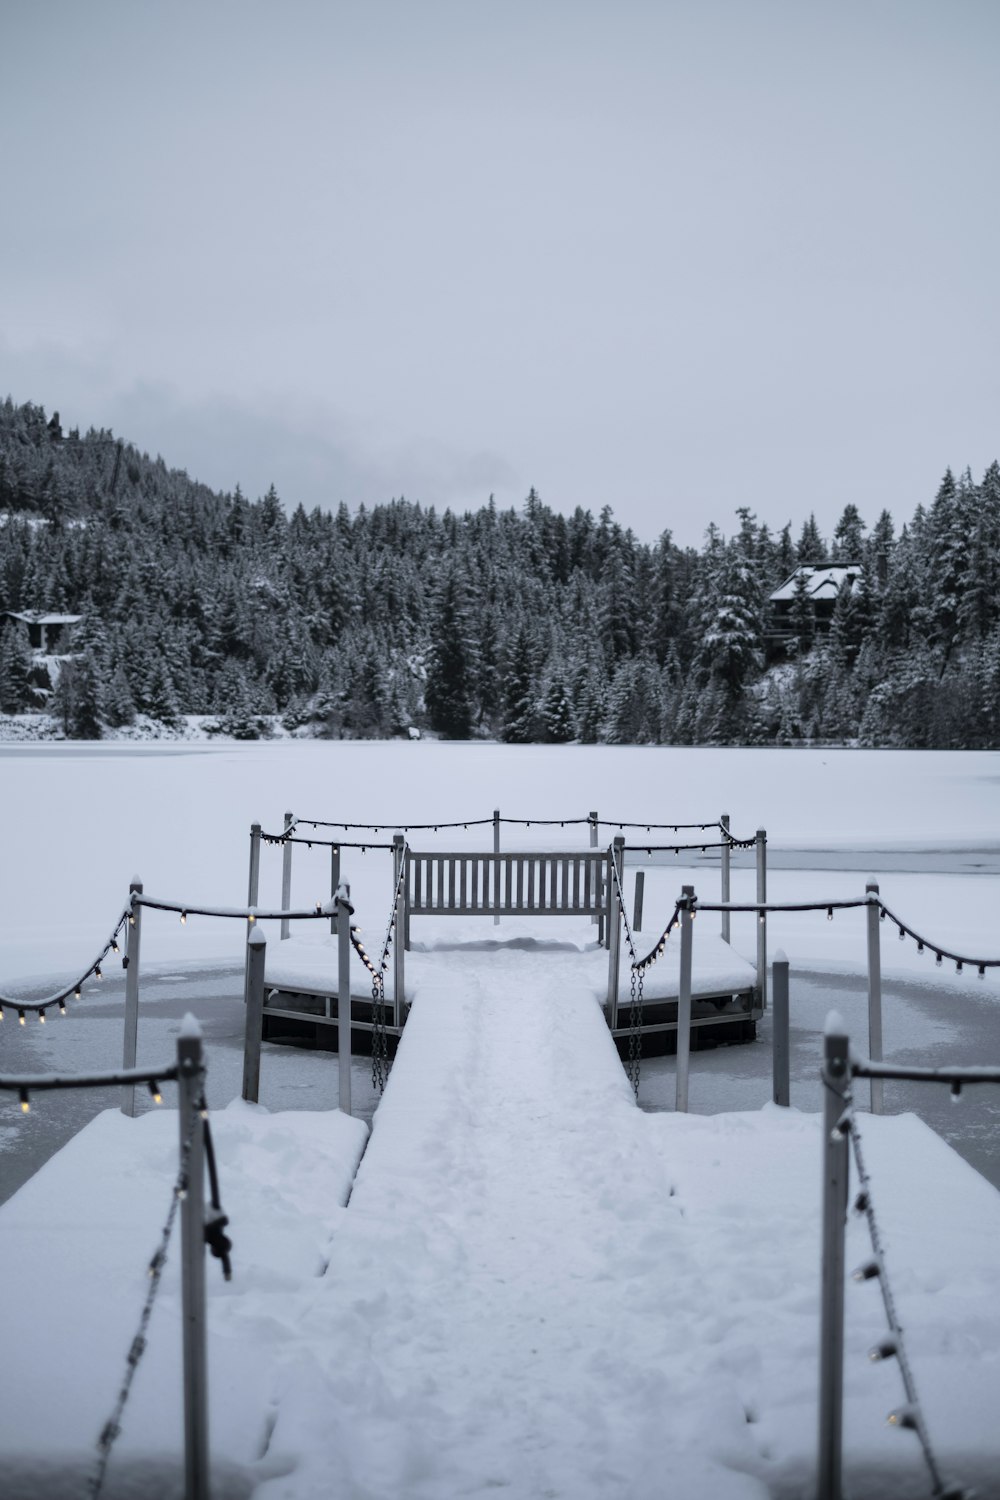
1,397,999,748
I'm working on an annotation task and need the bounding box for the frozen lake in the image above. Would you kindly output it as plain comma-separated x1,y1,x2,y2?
2,741,999,1201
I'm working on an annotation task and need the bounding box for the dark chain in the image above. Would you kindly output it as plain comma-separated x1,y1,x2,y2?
88,1107,200,1499
371,968,389,1093
846,1105,956,1497
627,963,643,1098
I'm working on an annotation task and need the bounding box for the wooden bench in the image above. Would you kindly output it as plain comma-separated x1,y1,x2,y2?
402,845,611,928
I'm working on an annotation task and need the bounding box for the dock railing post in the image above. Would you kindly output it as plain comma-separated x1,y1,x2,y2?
337,881,353,1116
607,835,624,1027
177,1020,209,1500
393,833,406,1023
242,927,266,1103
493,808,501,926
866,880,884,1115
330,843,341,936
755,828,768,1012
720,813,731,944
121,878,142,1118
245,825,261,998
772,949,790,1107
818,1014,850,1500
590,811,602,939
676,885,695,1113
280,810,293,940
248,823,261,907
632,869,644,933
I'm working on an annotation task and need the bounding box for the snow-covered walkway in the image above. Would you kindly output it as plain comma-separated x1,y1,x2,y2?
3,935,1000,1499
255,942,1000,1500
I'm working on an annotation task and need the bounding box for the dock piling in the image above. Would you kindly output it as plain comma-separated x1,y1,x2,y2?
676,885,694,1112
866,881,884,1115
772,950,790,1106
337,881,353,1115
242,928,266,1103
755,829,768,1011
280,810,293,940
818,1016,850,1500
120,879,142,1118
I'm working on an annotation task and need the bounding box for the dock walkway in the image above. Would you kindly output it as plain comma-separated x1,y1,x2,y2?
257,939,1000,1500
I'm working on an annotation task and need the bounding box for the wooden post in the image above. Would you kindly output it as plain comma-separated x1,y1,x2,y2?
280,810,293,940
393,881,406,1028
866,880,884,1115
818,1014,850,1500
632,869,644,933
772,949,790,1107
606,836,624,1027
393,834,406,1024
337,882,352,1115
755,828,768,1012
720,812,731,944
176,1019,210,1500
591,810,603,942
330,843,341,935
242,927,266,1104
247,823,261,906
493,808,501,925
245,825,261,999
121,879,142,1118
676,885,694,1113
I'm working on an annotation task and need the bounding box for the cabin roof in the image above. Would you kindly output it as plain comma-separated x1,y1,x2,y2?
3,610,82,627
769,564,861,604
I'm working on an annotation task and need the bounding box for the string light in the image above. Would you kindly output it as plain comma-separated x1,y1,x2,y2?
58,998,67,1015
950,1082,963,1103
19,1088,29,1114
853,1258,880,1282
74,986,81,999
827,907,833,920
18,1008,26,1026
38,1008,46,1024
148,1080,162,1105
887,1406,917,1430
95,965,103,980
853,1190,870,1214
869,1337,898,1362
935,953,942,967
180,911,187,925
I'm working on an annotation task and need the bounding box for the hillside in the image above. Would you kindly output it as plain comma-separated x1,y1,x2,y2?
1,397,999,747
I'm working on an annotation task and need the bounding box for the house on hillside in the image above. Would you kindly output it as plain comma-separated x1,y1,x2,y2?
767,564,862,647
1,610,82,654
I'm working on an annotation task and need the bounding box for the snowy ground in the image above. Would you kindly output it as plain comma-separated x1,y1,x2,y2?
1,743,998,1496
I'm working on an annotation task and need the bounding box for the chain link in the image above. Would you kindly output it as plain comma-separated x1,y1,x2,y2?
371,966,389,1093
847,1102,955,1498
627,963,643,1098
88,1106,200,1499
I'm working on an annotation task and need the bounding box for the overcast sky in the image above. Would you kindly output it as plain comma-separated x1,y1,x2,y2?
1,0,998,549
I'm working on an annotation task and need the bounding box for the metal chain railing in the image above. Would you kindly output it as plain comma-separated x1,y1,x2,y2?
88,1101,202,1499
364,847,409,1093
843,1094,951,1497
608,854,643,1097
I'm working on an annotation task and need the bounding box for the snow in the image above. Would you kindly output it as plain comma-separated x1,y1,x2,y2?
1,742,999,1496
2,946,999,1498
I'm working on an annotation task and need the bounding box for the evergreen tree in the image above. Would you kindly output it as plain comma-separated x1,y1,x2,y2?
424,572,475,739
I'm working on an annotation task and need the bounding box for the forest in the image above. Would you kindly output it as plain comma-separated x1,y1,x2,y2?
1,397,998,748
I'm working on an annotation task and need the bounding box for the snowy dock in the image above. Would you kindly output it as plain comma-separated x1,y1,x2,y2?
262,917,760,1057
2,941,1000,1499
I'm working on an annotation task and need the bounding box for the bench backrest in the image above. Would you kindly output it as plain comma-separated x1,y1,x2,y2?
405,849,609,918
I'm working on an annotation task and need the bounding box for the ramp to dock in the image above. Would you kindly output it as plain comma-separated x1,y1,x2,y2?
258,939,1000,1500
